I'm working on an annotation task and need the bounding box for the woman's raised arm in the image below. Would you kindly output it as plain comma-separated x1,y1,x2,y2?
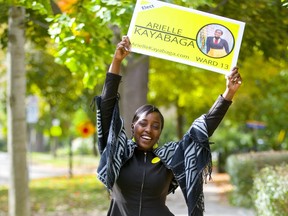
206,67,242,137
99,36,131,146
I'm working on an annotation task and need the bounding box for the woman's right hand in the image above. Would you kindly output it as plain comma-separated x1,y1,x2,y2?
109,36,131,74
114,36,131,62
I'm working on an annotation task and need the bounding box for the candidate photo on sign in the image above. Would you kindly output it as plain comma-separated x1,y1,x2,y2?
197,24,235,58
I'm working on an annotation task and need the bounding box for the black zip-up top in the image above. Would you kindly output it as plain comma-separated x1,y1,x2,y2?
108,149,174,216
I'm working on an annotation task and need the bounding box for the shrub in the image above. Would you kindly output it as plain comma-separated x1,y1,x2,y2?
0,139,7,151
226,150,288,208
253,165,288,216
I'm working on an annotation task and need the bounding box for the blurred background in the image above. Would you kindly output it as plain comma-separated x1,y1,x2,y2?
0,0,287,216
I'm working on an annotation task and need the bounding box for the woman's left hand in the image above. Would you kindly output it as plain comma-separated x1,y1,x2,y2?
222,66,242,101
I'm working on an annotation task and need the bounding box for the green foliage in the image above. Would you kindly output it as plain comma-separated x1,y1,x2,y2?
0,175,109,214
210,120,254,172
253,164,288,216
211,120,254,152
19,0,53,15
3,0,52,15
209,53,288,157
0,5,8,47
0,1,9,19
159,118,178,144
259,69,288,149
95,0,134,32
226,151,288,208
73,142,93,155
47,11,112,88
0,1,52,48
0,139,6,151
163,0,214,8
46,0,136,88
27,50,92,138
149,57,223,124
25,7,51,48
0,86,6,149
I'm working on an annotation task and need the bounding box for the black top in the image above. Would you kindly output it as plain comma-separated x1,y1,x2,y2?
99,72,232,216
108,149,174,216
206,37,229,54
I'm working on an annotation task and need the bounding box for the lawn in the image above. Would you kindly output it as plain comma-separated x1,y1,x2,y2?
29,152,99,168
0,153,109,215
0,175,110,215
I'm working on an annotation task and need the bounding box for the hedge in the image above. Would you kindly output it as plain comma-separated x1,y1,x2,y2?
253,164,288,216
225,150,288,208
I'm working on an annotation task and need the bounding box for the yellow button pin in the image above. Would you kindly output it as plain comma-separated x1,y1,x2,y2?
153,143,159,149
152,157,160,164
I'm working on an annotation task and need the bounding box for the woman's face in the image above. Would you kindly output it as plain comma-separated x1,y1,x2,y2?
132,112,162,151
214,30,223,38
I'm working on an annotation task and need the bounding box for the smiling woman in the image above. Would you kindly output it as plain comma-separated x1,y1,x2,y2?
131,105,163,151
93,36,242,216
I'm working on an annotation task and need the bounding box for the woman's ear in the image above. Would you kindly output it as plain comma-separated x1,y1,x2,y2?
131,123,135,137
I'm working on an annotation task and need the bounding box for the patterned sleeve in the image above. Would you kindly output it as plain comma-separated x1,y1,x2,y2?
154,115,211,215
206,95,232,137
98,73,122,152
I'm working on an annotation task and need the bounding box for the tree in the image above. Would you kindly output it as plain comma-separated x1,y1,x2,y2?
6,6,30,216
2,1,54,215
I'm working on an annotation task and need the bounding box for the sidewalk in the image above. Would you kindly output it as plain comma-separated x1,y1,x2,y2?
166,173,255,216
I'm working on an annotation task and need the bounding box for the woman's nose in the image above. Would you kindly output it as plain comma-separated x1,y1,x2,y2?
144,125,151,132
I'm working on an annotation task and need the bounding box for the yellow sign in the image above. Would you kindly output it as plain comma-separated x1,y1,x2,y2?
50,125,62,137
127,0,245,74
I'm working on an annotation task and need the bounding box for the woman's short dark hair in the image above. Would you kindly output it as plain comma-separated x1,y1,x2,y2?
215,29,223,34
132,104,164,130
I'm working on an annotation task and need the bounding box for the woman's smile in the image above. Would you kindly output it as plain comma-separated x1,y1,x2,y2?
133,112,162,151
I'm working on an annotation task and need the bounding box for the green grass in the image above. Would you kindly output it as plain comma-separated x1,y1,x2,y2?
0,175,110,215
0,152,108,215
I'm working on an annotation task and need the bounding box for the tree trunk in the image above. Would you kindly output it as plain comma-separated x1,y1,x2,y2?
120,54,149,138
7,6,30,216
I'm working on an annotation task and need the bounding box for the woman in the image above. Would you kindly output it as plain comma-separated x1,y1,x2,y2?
206,29,230,58
94,36,242,216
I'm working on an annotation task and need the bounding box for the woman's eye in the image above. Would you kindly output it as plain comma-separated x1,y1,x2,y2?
139,122,147,127
137,121,160,130
152,124,160,130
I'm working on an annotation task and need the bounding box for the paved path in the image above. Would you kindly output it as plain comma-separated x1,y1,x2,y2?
0,152,9,185
0,152,96,186
167,181,255,216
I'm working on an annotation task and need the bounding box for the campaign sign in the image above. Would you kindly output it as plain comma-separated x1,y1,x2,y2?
127,0,245,74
